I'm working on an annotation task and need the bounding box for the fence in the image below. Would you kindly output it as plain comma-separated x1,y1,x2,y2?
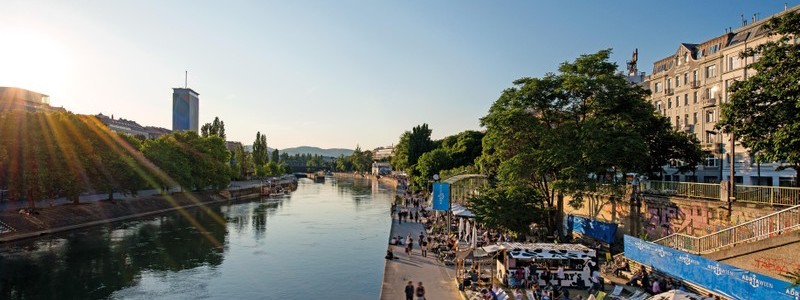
735,184,800,206
644,181,720,200
654,204,800,254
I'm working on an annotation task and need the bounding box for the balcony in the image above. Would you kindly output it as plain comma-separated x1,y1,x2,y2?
664,88,674,96
702,96,717,107
690,81,701,88
701,142,723,154
681,124,694,133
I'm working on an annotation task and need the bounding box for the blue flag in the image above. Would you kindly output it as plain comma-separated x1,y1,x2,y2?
432,182,450,211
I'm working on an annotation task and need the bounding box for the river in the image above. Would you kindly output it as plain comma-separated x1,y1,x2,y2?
0,176,395,300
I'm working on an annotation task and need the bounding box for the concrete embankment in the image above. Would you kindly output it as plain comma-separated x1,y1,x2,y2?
0,187,263,243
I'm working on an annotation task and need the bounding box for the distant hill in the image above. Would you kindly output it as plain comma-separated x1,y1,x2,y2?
279,146,354,158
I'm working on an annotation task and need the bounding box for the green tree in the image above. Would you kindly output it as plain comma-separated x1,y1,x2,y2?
415,148,451,186
201,116,226,140
477,49,702,231
232,144,252,180
719,11,800,186
271,148,280,163
391,132,411,172
252,132,269,167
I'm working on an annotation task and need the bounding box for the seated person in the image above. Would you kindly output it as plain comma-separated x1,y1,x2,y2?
613,259,629,276
385,249,395,260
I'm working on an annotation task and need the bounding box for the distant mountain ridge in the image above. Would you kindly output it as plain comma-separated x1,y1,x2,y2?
278,146,354,157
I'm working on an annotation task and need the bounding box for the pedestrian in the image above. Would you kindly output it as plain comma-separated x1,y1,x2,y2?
405,281,415,300
421,238,428,257
415,281,426,300
557,264,565,287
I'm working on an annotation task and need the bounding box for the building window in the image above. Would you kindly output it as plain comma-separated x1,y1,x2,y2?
667,78,672,89
693,112,698,124
654,82,662,93
698,49,704,58
684,73,688,84
705,88,713,100
684,94,688,106
676,76,680,87
693,91,698,103
704,155,718,167
668,98,672,109
675,116,681,128
728,56,742,71
693,70,699,82
706,110,715,123
684,114,689,126
710,44,720,54
683,53,689,63
724,79,735,102
705,65,716,78
656,101,662,111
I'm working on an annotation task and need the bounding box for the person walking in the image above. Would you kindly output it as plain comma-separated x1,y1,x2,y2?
405,281,415,300
415,282,426,300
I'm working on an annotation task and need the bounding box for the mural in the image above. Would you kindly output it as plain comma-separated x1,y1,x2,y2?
643,200,730,239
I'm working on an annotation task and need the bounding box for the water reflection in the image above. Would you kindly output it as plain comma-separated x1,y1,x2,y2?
0,177,394,300
0,206,227,299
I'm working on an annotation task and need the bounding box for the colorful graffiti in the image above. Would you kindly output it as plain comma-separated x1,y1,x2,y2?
644,201,728,238
753,257,800,275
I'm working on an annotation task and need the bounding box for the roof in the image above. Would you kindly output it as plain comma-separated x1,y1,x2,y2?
500,242,596,260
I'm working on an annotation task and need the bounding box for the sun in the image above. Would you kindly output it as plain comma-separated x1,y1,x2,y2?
0,29,70,98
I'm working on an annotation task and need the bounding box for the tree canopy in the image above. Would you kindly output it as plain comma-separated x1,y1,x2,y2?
474,49,702,232
719,11,800,185
200,116,226,140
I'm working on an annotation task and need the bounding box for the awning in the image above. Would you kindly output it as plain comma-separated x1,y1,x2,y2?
451,204,475,218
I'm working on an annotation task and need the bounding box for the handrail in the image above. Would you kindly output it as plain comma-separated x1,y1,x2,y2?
643,181,720,200
653,204,800,254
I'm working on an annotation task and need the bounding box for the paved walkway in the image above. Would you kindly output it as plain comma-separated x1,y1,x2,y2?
380,213,461,300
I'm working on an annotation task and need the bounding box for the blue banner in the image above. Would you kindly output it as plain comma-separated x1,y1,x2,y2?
624,235,800,300
568,215,618,244
432,182,450,211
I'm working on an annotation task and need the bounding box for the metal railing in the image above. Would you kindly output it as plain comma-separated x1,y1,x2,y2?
736,184,800,206
644,181,720,200
654,204,800,254
0,219,15,234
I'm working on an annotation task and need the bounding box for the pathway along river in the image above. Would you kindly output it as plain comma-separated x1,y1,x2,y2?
0,177,395,300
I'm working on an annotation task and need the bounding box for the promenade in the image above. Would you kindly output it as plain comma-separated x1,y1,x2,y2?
380,214,461,300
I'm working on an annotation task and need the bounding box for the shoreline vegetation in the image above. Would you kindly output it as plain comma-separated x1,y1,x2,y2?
0,187,263,243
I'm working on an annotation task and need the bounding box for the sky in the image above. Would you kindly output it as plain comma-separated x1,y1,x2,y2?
1,1,796,150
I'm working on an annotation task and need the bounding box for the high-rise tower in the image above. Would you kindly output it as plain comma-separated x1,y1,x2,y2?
172,88,199,132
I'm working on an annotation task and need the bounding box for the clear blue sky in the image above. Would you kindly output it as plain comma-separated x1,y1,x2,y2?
1,1,796,150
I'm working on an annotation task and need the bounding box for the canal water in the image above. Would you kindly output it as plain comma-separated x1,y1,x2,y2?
0,177,395,300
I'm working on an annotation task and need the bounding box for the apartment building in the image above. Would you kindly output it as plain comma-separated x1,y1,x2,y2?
645,6,798,186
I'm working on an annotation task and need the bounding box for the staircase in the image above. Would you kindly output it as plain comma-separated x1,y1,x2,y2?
653,204,800,254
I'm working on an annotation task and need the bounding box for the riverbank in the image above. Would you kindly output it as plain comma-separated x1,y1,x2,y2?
0,187,262,243
378,196,461,299
333,172,400,189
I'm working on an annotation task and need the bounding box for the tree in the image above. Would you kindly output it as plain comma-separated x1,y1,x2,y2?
232,144,252,180
477,49,702,232
391,132,411,172
271,148,279,163
201,117,226,140
719,11,800,186
415,148,451,186
252,131,269,167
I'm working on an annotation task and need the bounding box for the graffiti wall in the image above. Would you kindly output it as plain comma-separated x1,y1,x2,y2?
642,198,730,238
566,193,779,241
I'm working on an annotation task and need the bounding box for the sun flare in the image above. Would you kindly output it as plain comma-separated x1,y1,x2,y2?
0,29,70,97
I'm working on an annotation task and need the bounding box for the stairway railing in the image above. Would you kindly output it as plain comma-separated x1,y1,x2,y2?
653,204,800,254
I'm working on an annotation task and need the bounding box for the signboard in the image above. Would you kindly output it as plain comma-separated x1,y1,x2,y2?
624,235,800,300
432,182,450,211
567,215,618,244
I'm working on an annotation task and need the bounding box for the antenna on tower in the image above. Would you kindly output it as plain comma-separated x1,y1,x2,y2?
184,71,188,88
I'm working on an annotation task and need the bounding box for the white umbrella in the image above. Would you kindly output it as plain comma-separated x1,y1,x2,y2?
649,290,705,300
